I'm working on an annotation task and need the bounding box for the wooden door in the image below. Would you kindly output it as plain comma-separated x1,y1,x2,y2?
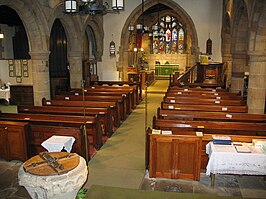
149,136,174,178
149,134,202,181
0,126,8,160
7,126,27,161
173,137,202,181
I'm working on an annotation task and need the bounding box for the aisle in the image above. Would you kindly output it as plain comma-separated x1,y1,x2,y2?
84,80,169,189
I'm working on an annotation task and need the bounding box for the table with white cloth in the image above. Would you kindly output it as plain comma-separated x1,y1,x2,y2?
206,142,266,186
41,135,76,152
0,88,10,103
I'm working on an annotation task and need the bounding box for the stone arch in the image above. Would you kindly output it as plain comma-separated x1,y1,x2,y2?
118,0,198,80
0,0,49,53
230,0,249,94
84,16,104,61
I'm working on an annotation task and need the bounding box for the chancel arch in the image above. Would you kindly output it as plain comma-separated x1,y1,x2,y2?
119,0,198,80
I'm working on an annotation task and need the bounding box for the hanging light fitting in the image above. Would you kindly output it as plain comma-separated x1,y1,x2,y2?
64,0,124,15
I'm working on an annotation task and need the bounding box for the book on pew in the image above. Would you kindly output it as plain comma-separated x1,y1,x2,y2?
212,135,232,145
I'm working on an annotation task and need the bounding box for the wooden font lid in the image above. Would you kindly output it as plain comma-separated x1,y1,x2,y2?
23,152,80,176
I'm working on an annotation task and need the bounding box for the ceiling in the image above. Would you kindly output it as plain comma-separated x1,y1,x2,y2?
0,5,23,26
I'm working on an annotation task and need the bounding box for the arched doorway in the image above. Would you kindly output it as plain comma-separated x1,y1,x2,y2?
49,18,70,98
83,25,98,85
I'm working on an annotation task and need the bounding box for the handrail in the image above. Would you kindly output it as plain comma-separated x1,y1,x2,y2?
171,62,227,88
172,64,198,85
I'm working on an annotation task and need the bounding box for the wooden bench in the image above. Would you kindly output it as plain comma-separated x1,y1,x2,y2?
53,94,128,121
42,98,121,127
157,108,266,123
28,125,86,159
167,88,239,96
18,105,114,137
84,85,139,106
165,92,243,100
90,80,142,102
0,112,103,151
153,116,266,136
70,88,134,111
146,127,266,171
161,102,248,113
163,96,246,106
168,86,227,92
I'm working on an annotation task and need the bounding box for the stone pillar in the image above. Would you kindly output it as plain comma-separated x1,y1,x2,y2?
231,53,247,94
222,54,232,89
29,50,50,106
68,50,83,88
247,53,266,114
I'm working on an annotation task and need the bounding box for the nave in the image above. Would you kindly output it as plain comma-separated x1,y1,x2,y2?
0,80,265,199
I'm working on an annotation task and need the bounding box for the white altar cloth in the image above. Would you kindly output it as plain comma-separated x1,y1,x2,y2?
41,135,75,152
206,142,266,176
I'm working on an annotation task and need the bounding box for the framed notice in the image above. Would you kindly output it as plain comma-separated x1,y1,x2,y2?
22,60,29,77
8,60,15,77
16,77,22,83
15,60,22,77
9,71,14,77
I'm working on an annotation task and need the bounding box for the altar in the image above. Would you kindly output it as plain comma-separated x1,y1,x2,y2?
155,64,179,79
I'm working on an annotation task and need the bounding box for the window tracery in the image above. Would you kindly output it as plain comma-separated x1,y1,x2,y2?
152,15,185,54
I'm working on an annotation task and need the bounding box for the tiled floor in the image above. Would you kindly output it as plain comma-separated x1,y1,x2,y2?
141,170,266,198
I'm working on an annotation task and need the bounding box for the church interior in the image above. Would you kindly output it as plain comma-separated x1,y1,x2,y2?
0,0,266,198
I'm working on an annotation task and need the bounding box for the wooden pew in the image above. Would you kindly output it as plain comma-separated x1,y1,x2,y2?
163,96,246,106
168,86,227,92
70,88,134,111
85,85,139,106
161,102,248,113
29,125,86,159
165,92,243,100
167,88,239,96
0,112,103,151
157,108,266,123
54,94,128,121
42,98,121,127
91,80,142,102
152,116,266,136
146,127,266,171
18,105,114,137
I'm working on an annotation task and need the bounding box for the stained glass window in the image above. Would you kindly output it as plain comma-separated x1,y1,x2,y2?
152,15,185,54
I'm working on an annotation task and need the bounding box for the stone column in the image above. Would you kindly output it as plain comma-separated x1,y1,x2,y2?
29,50,50,106
68,50,83,88
222,54,232,89
230,53,247,94
247,53,266,114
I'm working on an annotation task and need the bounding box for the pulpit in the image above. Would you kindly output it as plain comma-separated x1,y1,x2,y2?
196,62,224,84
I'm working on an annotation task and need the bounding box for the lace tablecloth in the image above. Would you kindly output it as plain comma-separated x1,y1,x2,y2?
206,142,266,176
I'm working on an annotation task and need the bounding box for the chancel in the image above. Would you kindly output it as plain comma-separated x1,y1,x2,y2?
0,0,265,199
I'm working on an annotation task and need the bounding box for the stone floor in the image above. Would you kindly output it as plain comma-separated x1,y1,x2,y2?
0,160,30,199
1,159,266,199
141,170,266,198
